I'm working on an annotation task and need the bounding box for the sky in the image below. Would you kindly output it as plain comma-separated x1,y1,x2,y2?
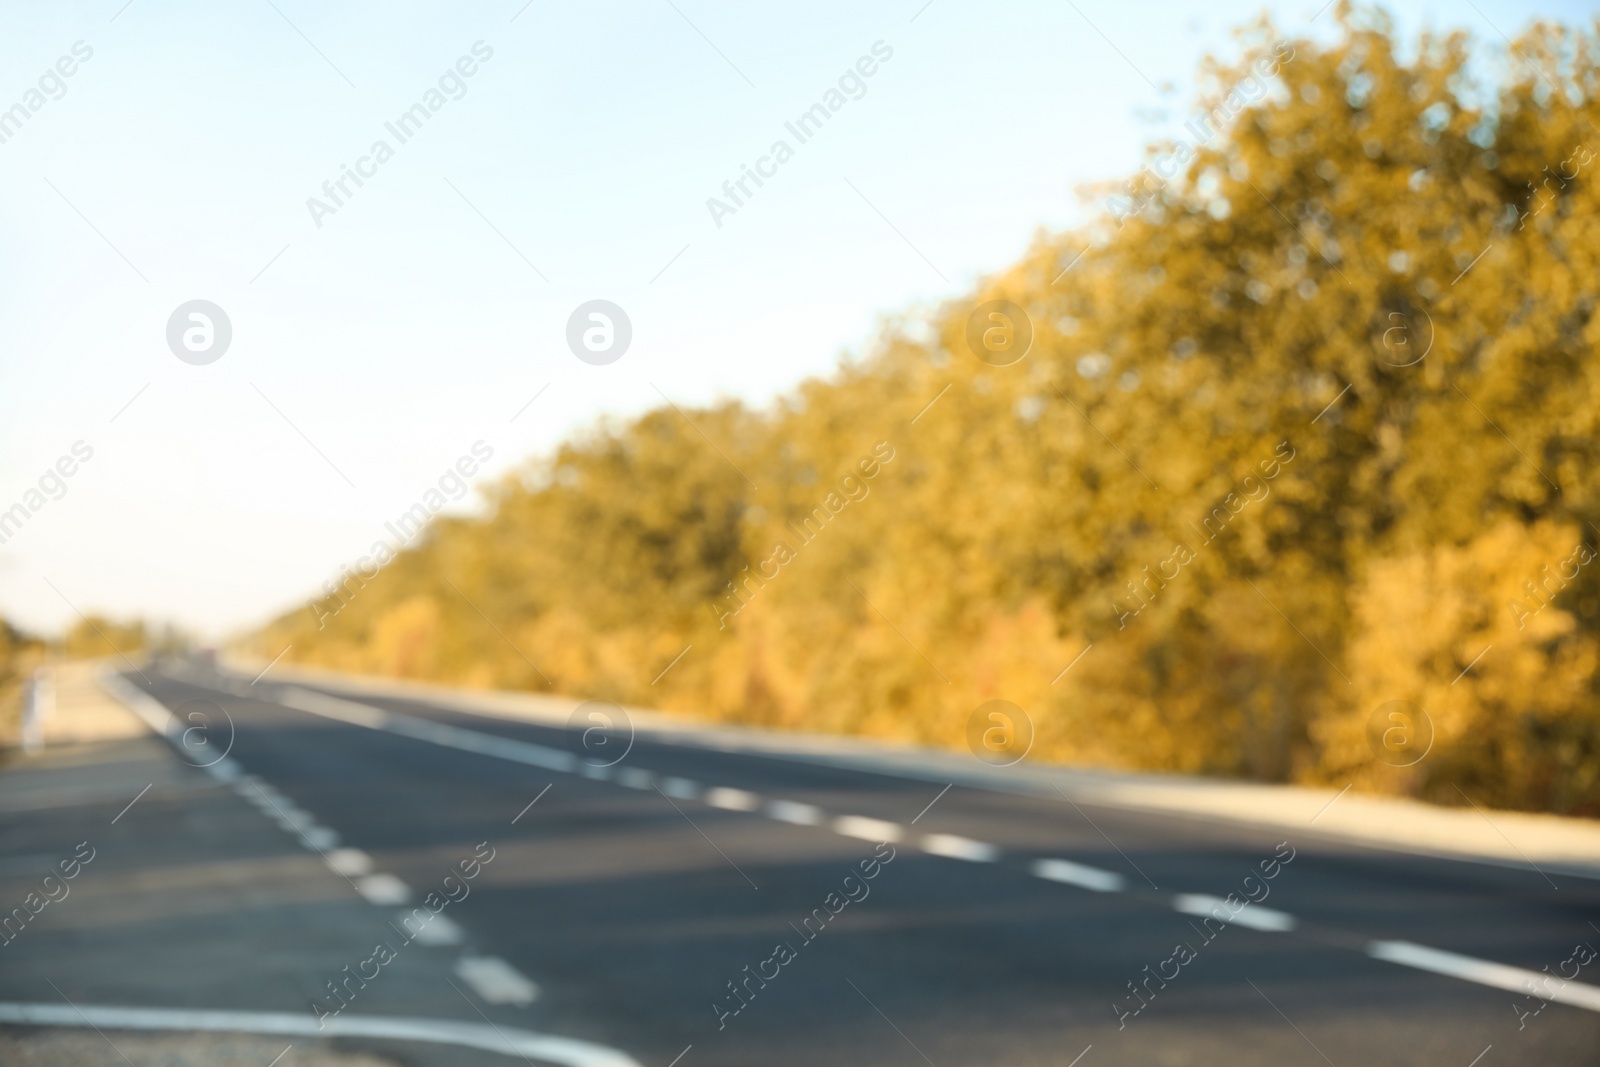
0,0,1590,641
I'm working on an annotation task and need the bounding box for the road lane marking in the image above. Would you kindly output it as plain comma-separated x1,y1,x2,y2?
920,833,999,862
301,826,340,851
279,687,388,728
356,873,412,905
273,806,315,832
326,849,373,877
405,911,464,946
705,787,760,811
455,955,540,1005
834,815,904,843
1366,940,1600,1013
100,671,185,739
0,1002,641,1067
1030,858,1125,892
133,667,1600,1022
1173,893,1296,932
767,799,822,825
278,687,577,773
205,757,243,783
1052,784,1161,891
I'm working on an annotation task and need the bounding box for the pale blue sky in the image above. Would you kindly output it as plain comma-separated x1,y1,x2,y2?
0,0,1588,638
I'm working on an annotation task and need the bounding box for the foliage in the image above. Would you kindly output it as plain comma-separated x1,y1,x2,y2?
0,619,46,746
255,7,1600,815
61,616,151,662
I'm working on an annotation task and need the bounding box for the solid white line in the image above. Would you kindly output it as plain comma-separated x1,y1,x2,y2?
1173,893,1296,932
705,787,760,811
100,671,181,738
279,687,576,773
833,815,903,843
278,688,387,728
0,1002,640,1067
455,956,540,1005
920,833,999,863
767,800,822,825
1366,941,1600,1013
1030,858,1125,892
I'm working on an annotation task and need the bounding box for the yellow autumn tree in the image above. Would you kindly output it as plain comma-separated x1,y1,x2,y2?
253,6,1600,815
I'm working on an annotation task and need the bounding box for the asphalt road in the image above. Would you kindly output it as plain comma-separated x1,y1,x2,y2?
8,662,1599,1067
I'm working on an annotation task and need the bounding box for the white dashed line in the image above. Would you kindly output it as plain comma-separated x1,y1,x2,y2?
1030,858,1126,892
1173,893,1296,932
129,669,1600,1029
920,833,999,862
580,763,612,780
833,815,904,843
325,849,373,877
766,800,822,825
355,873,412,905
273,807,315,832
105,671,564,1050
1367,941,1600,1013
705,787,760,811
660,777,700,800
301,826,340,851
455,955,540,1005
405,911,465,946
